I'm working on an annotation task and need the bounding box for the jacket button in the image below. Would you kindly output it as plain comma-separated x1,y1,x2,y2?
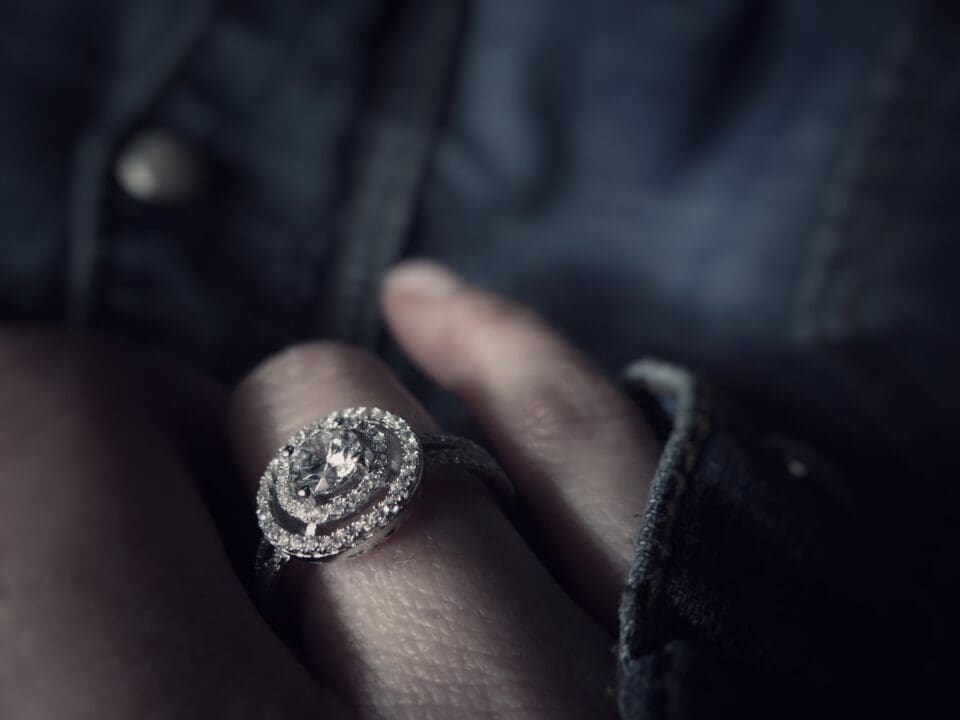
786,457,809,478
114,127,205,203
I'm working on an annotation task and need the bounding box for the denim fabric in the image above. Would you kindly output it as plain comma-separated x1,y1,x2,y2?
1,0,958,716
620,361,928,716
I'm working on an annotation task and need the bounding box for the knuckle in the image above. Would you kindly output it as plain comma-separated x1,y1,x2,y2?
0,333,141,440
231,341,413,440
243,340,388,389
0,331,103,396
0,329,72,373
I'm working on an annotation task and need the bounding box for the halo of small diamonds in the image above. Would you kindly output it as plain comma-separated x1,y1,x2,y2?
256,407,423,559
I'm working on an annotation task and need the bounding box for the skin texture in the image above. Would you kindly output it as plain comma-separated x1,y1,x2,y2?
0,263,660,720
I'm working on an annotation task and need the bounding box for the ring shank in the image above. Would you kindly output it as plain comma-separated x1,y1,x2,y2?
254,429,512,616
419,432,514,508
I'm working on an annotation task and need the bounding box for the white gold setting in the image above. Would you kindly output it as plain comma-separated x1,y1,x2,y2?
253,406,513,611
256,406,422,560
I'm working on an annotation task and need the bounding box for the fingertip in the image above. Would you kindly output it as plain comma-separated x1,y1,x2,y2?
382,260,465,306
383,261,553,393
381,261,472,376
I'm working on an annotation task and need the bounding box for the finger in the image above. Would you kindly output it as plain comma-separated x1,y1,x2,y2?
230,342,617,720
0,332,345,720
382,262,661,627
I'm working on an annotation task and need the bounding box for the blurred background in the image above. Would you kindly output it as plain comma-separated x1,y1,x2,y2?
1,0,957,598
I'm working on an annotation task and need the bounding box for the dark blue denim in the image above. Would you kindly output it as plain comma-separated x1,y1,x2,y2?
1,0,957,716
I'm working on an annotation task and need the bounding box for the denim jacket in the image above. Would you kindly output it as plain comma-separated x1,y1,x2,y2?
1,0,957,716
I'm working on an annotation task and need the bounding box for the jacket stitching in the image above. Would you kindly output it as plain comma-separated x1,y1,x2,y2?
616,360,713,717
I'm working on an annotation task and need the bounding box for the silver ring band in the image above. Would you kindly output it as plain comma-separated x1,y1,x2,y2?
253,407,511,609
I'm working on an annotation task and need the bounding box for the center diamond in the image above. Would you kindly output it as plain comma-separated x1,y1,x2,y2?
290,429,372,499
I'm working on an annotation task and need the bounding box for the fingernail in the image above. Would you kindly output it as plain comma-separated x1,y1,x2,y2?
385,261,464,300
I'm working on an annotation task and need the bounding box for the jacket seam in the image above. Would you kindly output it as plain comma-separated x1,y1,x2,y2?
617,360,713,714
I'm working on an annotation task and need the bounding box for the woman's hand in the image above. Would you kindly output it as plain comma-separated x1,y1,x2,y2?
0,333,342,719
1,263,661,719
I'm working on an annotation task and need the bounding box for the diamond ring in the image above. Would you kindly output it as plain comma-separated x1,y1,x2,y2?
254,406,511,606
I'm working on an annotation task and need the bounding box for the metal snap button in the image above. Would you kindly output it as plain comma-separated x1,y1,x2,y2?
114,127,205,203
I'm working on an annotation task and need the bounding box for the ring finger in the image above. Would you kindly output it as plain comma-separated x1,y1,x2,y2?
229,342,616,720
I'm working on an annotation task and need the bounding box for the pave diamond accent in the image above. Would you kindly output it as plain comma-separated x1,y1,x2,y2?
256,407,424,560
